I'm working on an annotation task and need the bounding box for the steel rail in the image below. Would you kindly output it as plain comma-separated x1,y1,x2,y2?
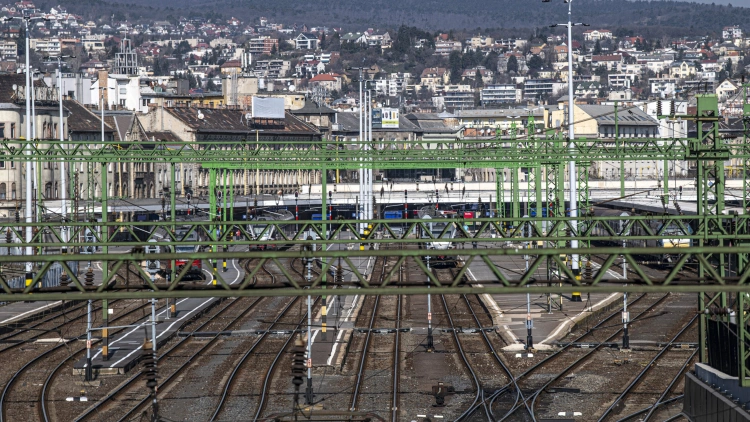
642,350,697,421
391,294,401,422
514,294,672,422
109,260,277,422
454,294,526,422
439,293,483,418
477,294,651,419
598,314,699,421
0,301,84,348
616,394,685,422
350,256,388,412
113,295,266,422
71,295,254,420
251,297,320,422
1,299,150,422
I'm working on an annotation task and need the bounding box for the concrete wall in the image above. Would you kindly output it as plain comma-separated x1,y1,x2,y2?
684,363,750,421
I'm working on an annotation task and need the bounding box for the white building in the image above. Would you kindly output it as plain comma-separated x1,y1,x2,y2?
480,84,520,105
650,78,678,98
723,25,743,40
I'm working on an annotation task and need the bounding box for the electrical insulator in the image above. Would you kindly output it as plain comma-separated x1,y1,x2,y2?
336,265,343,284
656,100,662,116
583,260,593,280
661,195,667,206
673,201,683,215
14,210,19,223
291,337,306,387
5,229,10,244
141,340,158,391
670,99,675,116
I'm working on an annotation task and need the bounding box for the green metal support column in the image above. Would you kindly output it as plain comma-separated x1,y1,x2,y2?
101,163,108,284
208,168,217,285
495,169,502,220
170,164,176,222
544,129,566,312
577,161,591,245
511,168,520,225
662,160,669,199
740,84,750,276
740,293,750,386
169,163,176,315
688,95,728,369
321,170,327,337
615,101,625,197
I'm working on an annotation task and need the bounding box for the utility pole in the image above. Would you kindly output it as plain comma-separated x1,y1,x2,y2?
546,0,589,282
305,237,314,405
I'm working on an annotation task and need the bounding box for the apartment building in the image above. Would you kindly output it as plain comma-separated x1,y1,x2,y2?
480,84,520,105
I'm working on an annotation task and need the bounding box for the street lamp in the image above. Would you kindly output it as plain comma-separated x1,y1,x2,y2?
45,54,75,253
546,0,589,278
2,13,46,283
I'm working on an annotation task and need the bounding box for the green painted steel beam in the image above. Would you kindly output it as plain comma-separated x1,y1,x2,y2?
0,138,736,168
2,284,750,302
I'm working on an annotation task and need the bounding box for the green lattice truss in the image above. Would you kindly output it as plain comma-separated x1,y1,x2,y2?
0,94,748,384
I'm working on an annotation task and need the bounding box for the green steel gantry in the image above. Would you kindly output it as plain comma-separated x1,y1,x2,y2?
0,94,748,384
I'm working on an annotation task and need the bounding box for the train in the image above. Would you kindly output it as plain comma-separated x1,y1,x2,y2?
247,210,296,250
162,226,205,281
420,214,457,265
587,208,693,264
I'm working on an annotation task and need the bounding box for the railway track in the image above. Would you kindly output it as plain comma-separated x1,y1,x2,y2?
598,315,698,421
348,256,402,420
70,295,267,421
0,298,160,422
211,256,323,421
69,258,280,421
431,267,521,422
497,293,671,421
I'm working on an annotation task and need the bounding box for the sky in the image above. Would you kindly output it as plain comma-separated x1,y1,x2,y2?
680,0,750,5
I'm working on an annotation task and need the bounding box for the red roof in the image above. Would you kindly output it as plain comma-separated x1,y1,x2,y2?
310,74,337,82
220,60,241,68
592,54,622,62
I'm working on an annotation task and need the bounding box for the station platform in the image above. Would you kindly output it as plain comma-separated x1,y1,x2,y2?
310,246,376,367
463,251,626,351
0,300,66,330
73,255,243,375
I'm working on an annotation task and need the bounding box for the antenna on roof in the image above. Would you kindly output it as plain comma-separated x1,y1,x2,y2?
197,111,204,120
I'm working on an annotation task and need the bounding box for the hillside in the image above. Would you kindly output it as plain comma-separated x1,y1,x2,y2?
34,0,750,33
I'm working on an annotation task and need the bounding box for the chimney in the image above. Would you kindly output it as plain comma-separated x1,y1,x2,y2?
97,69,108,109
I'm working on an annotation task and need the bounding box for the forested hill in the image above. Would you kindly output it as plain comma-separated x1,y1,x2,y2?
42,0,750,33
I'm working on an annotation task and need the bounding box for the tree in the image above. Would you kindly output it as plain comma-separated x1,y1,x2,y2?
484,51,499,73
449,51,462,84
270,44,277,55
594,40,602,55
507,55,518,74
725,58,733,75
527,55,543,71
394,25,411,54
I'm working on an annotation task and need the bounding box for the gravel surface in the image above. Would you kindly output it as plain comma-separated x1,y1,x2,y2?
1,253,705,422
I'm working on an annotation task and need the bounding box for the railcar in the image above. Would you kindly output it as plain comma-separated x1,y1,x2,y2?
588,208,692,263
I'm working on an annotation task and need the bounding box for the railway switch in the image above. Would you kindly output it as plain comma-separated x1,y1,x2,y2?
431,382,454,407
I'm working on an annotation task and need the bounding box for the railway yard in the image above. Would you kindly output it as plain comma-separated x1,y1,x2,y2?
0,241,699,422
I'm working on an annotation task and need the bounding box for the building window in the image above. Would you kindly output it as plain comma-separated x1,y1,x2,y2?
10,183,15,199
0,183,5,199
10,123,14,138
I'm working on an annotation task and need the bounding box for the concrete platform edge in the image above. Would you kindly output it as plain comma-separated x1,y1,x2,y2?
540,292,623,345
